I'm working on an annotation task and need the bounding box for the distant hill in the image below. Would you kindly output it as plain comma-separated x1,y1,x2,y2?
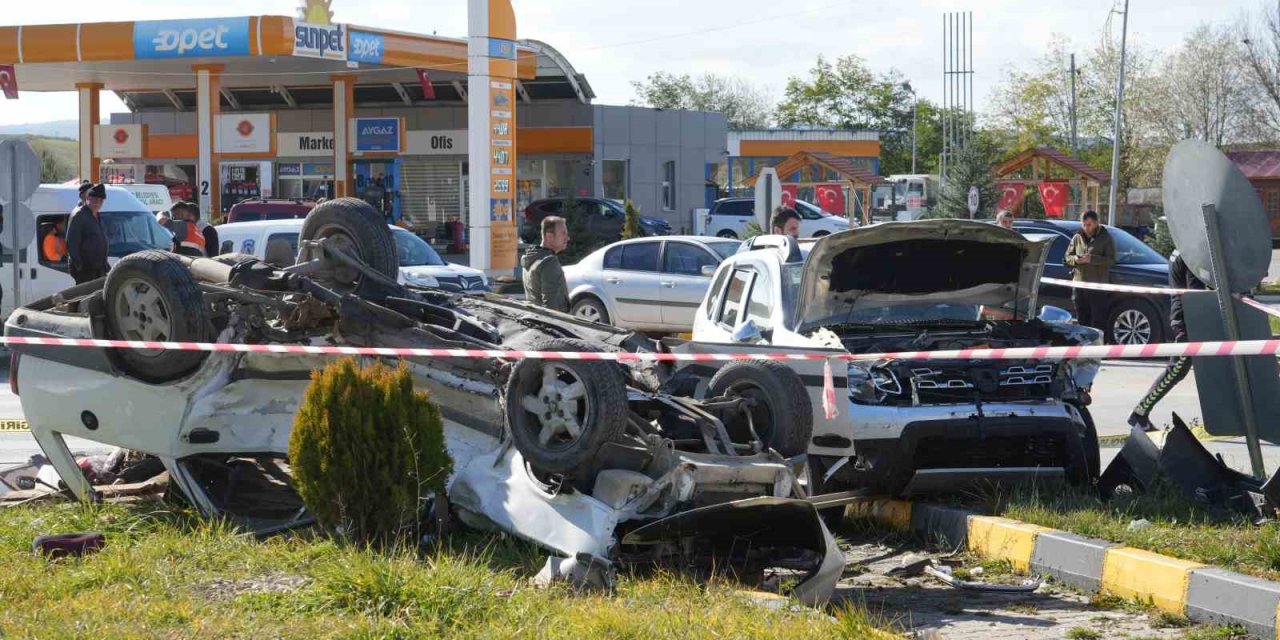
0,120,80,140
0,134,79,182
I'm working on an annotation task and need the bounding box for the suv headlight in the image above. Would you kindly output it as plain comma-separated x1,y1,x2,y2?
404,273,439,288
848,364,900,405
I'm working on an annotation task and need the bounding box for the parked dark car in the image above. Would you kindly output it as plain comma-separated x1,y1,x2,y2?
520,197,671,244
1013,219,1171,345
226,199,316,224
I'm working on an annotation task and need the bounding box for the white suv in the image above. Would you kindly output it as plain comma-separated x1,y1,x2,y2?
704,198,852,239
691,221,1104,496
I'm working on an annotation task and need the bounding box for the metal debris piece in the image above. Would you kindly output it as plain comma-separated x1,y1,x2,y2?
33,532,105,559
924,565,1042,593
534,553,616,593
886,554,934,578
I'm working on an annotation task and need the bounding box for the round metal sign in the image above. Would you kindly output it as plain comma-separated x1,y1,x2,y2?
0,200,37,253
0,139,42,203
967,186,980,216
1162,139,1272,292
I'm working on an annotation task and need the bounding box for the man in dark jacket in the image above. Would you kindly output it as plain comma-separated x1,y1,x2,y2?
1127,252,1208,431
66,183,111,284
521,216,571,312
1064,210,1116,330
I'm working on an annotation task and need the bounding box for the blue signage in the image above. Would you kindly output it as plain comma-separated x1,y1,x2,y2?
277,163,302,177
348,31,385,64
354,118,401,153
133,18,251,59
487,38,516,60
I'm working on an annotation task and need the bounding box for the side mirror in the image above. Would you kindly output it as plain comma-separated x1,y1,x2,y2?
1039,305,1074,324
732,319,763,344
700,264,716,277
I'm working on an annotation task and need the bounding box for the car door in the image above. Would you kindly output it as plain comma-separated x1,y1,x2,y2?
658,241,722,329
699,265,757,343
600,240,664,328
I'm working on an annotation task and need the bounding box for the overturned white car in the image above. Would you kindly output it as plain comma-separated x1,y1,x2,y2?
4,198,841,604
691,221,1103,496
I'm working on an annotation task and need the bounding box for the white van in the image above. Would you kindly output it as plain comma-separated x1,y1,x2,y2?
217,219,491,292
119,184,175,215
2,184,175,318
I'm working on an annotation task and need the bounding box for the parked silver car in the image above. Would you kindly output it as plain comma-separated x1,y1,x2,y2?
563,235,741,332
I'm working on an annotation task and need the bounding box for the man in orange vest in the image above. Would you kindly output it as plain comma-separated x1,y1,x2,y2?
42,221,68,263
168,202,207,257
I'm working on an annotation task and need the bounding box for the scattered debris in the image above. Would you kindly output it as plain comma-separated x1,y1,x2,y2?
1127,519,1152,532
534,553,616,593
202,574,308,600
924,564,1042,593
887,554,935,578
33,532,105,559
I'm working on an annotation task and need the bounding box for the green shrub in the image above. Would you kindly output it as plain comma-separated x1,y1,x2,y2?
289,359,452,546
1145,215,1176,258
621,200,644,240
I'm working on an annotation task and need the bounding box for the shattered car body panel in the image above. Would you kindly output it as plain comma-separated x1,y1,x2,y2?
5,207,843,605
691,221,1103,495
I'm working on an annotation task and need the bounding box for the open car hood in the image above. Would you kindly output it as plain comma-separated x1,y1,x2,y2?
793,220,1049,330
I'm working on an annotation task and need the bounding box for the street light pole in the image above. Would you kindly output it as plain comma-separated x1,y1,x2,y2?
912,95,918,174
1107,0,1130,226
1070,53,1079,157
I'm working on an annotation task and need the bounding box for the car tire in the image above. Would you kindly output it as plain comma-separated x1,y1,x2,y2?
706,360,813,457
104,250,211,383
297,197,398,297
504,338,629,476
570,296,611,325
1106,297,1164,346
716,230,739,239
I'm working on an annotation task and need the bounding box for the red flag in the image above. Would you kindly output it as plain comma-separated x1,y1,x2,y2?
1039,180,1069,218
815,183,845,215
781,184,797,209
997,181,1025,214
416,69,436,100
0,65,18,100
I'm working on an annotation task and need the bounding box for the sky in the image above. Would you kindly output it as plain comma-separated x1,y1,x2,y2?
0,0,1266,127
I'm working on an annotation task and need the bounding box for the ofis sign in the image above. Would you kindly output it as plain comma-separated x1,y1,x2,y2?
294,22,347,61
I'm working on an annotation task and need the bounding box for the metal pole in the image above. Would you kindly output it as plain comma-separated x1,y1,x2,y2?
968,12,974,143
1202,203,1267,479
6,145,18,311
911,96,918,174
1070,53,1079,156
941,13,948,181
1107,0,1130,227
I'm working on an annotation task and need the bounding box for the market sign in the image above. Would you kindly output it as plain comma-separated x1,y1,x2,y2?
293,22,347,61
352,118,401,153
133,18,251,59
95,124,145,159
216,113,273,154
278,131,336,157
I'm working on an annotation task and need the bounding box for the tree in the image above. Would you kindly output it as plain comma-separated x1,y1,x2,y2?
39,148,67,183
631,72,774,130
620,200,643,239
1152,24,1251,146
988,36,1083,153
1239,3,1280,142
933,143,1000,219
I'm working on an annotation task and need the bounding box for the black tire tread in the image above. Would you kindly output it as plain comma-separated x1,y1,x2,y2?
103,250,211,383
298,197,398,296
707,360,813,456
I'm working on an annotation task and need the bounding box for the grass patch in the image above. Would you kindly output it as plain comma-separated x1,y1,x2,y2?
0,501,902,639
995,484,1280,581
1066,627,1102,640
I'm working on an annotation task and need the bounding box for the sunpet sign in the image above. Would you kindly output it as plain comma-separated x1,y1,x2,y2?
293,22,347,61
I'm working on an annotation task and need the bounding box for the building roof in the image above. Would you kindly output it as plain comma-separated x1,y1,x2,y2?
1225,150,1280,180
730,130,880,142
995,146,1110,184
742,150,885,187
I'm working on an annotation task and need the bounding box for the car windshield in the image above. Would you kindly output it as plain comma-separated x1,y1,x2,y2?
102,210,173,257
707,241,741,259
1110,228,1166,265
392,228,446,267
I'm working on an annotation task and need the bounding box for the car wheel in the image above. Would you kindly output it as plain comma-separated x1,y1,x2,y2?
706,360,813,456
104,250,211,383
504,338,629,476
812,231,831,238
716,230,739,239
1107,298,1164,346
297,197,398,298
571,296,610,325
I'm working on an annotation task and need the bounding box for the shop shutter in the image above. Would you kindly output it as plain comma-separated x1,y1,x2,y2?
400,159,462,229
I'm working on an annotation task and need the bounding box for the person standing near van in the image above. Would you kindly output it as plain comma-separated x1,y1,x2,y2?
75,181,91,210
189,203,220,257
169,202,207,258
66,184,111,284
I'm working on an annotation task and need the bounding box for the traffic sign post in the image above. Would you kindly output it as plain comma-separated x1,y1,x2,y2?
0,139,43,311
966,185,980,219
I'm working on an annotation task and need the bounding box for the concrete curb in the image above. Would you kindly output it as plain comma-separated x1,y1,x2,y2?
849,502,1280,638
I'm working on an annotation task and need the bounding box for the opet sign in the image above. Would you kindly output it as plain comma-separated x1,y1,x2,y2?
133,18,250,59
293,22,347,61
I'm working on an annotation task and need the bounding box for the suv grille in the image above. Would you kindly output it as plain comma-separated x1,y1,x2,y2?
908,362,1056,403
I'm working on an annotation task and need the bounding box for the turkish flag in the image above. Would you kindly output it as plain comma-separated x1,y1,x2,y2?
781,184,797,209
997,181,1025,214
0,65,17,100
815,183,845,215
1039,180,1069,218
416,69,436,100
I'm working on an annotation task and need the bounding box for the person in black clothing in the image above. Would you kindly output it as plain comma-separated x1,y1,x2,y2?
1127,252,1208,431
66,183,111,284
182,201,219,257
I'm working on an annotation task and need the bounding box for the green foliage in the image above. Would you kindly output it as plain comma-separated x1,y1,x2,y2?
1021,185,1048,220
743,220,764,240
289,359,451,546
934,144,1001,219
620,200,644,240
559,193,606,265
1145,215,1176,258
630,71,774,130
0,135,75,182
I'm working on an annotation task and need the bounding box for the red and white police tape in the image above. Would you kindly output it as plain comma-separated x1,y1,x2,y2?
1040,277,1280,320
1,335,1278,363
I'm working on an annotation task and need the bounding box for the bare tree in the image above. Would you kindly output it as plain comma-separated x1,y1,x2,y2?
1154,24,1250,146
631,72,774,130
1239,2,1280,141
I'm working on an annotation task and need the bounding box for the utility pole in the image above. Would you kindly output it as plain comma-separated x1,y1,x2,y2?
1107,0,1130,226
912,97,918,174
1070,53,1079,157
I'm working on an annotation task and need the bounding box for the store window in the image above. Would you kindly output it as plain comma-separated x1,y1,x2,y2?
277,163,335,202
602,160,628,200
662,161,676,211
220,162,271,212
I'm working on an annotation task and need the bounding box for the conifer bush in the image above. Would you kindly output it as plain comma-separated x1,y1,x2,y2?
289,359,452,546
